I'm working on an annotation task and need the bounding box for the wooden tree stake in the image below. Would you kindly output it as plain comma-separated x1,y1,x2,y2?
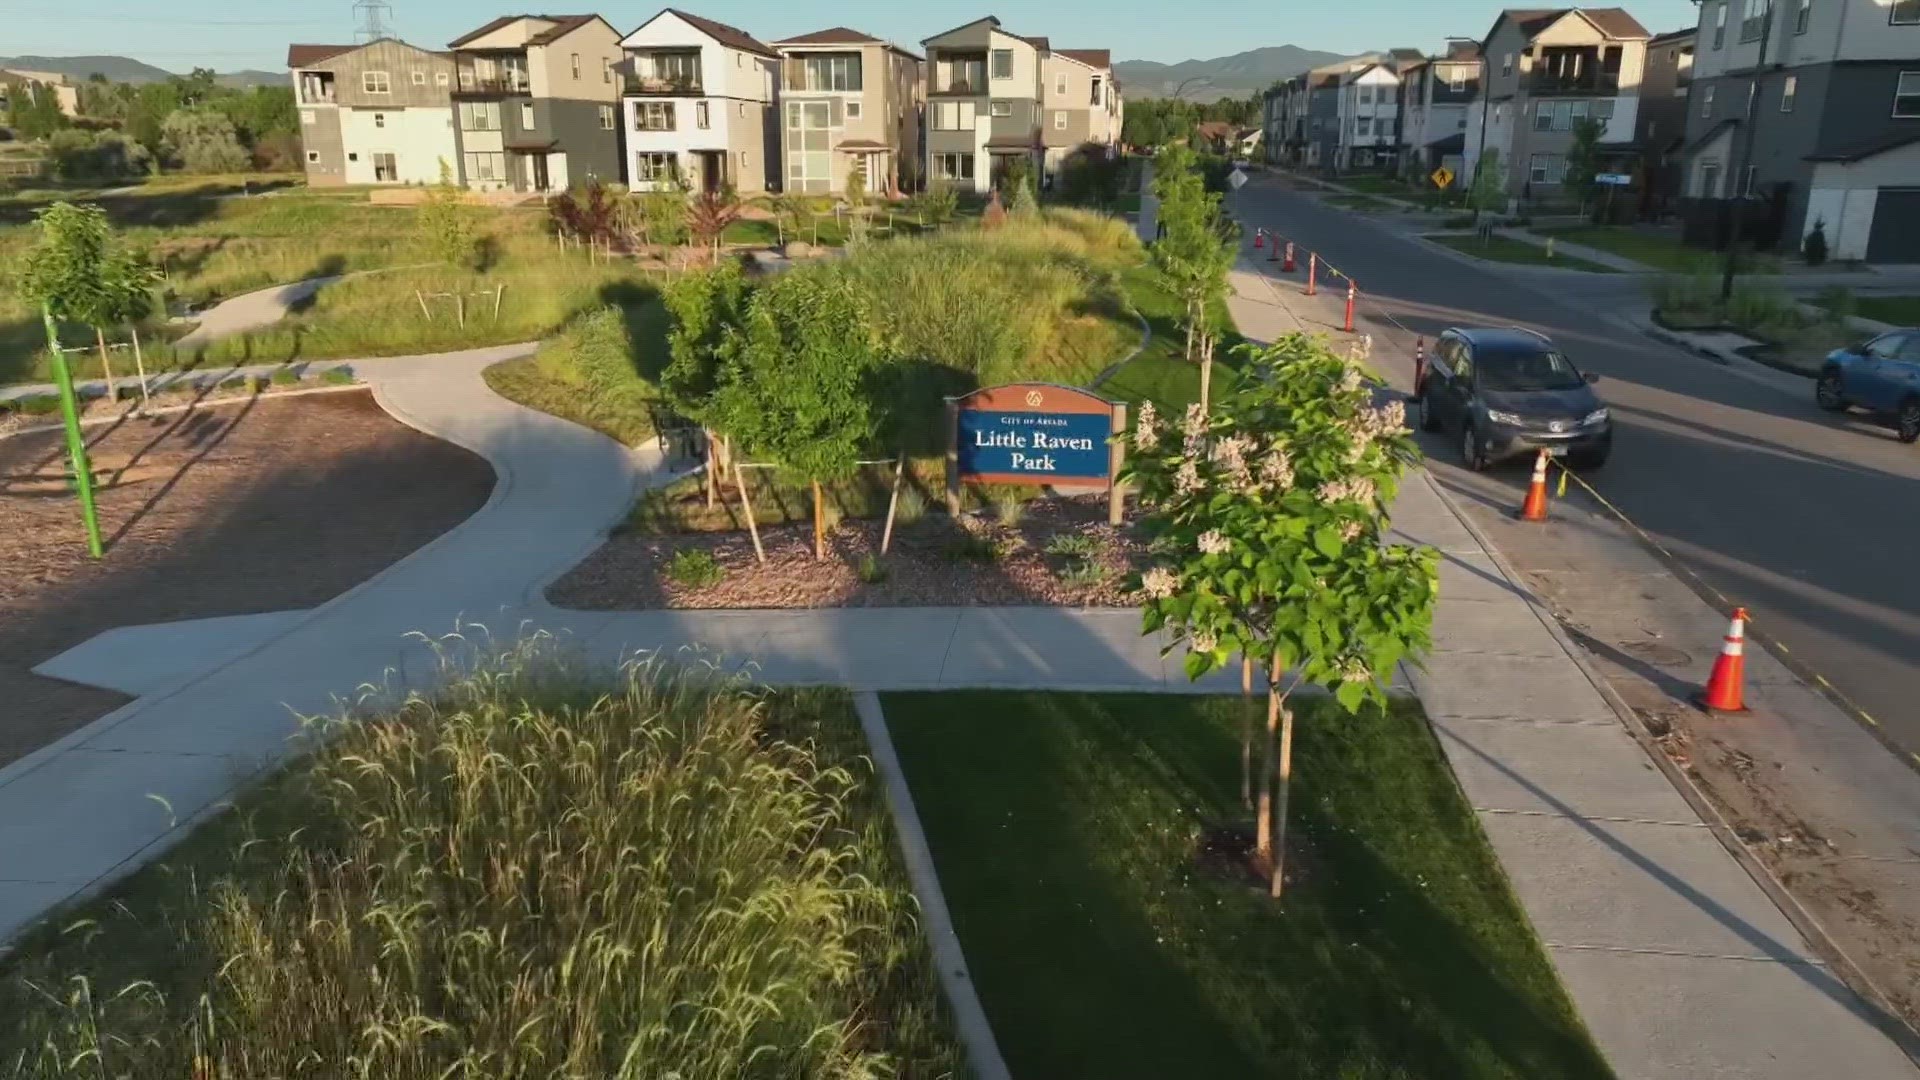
733,462,766,565
128,325,150,411
812,479,826,561
416,289,432,321
880,452,907,555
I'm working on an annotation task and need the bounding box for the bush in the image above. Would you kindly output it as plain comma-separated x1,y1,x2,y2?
856,551,887,584
1726,282,1795,332
270,368,301,386
1650,271,1722,324
16,394,62,415
0,651,962,1077
319,367,355,386
943,532,999,563
667,547,723,587
893,485,927,526
1816,285,1855,325
1803,220,1830,267
1044,533,1102,560
532,305,653,420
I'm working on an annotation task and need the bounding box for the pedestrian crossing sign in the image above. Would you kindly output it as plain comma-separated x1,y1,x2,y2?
1431,166,1455,190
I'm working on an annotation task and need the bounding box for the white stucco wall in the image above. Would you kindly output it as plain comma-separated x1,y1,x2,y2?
621,11,774,103
623,96,734,189
340,106,457,184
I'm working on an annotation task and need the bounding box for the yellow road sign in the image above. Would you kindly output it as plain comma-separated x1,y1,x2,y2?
1430,166,1455,189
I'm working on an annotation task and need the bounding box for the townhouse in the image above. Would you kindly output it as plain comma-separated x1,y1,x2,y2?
289,39,459,186
1397,41,1481,180
1682,0,1920,262
619,9,779,195
773,26,923,196
1635,28,1694,212
1463,8,1651,202
445,14,625,194
1336,60,1404,172
920,16,1120,194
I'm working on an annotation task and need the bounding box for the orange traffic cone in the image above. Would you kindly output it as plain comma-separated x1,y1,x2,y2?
1254,229,1265,249
1282,240,1296,272
1413,337,1428,393
1518,448,1550,521
1696,608,1751,713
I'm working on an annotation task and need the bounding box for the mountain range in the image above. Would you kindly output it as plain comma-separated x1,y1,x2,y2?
0,55,285,89
1115,45,1351,102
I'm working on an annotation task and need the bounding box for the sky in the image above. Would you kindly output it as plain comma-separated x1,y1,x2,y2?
0,0,1706,73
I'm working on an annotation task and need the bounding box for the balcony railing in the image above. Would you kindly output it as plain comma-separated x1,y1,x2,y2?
1528,73,1620,95
624,74,702,96
456,75,530,95
931,80,983,96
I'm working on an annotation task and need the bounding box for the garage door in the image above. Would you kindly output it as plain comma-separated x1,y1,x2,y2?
1867,188,1920,263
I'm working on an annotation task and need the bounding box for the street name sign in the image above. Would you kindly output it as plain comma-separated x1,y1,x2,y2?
1596,173,1633,186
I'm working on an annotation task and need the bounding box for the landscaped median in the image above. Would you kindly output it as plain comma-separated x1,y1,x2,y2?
880,691,1613,1079
1424,233,1618,273
0,651,967,1077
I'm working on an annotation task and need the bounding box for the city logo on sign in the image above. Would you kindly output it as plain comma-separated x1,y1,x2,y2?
1549,421,1566,433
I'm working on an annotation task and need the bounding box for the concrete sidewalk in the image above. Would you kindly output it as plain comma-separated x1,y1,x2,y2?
1222,243,1917,1078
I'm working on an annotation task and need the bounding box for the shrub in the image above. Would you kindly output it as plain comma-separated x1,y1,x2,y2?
667,547,723,588
994,491,1027,528
532,305,653,420
17,395,62,416
943,533,999,563
856,552,887,584
1650,271,1721,323
1059,560,1110,589
910,181,958,226
1816,285,1855,325
1726,282,1795,332
270,368,301,386
1803,220,1830,267
893,485,927,526
319,367,355,386
1045,533,1102,561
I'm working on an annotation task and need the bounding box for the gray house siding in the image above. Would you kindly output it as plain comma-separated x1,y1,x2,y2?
543,98,621,185
1308,88,1340,168
301,110,346,184
926,127,977,157
989,98,1039,143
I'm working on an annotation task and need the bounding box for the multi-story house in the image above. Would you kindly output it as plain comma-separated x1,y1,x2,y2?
772,26,923,196
1463,8,1651,202
1040,48,1124,178
1682,0,1920,262
619,9,779,195
1636,28,1694,213
921,16,1048,193
289,39,458,186
445,14,624,194
1397,41,1480,180
1336,62,1402,172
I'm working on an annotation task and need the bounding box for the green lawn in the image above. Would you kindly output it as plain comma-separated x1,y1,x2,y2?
1426,234,1620,273
881,691,1612,1080
1097,263,1241,411
1854,295,1920,327
1324,194,1398,212
1534,226,1774,275
484,353,662,448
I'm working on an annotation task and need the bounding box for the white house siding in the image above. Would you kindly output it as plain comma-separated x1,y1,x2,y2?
339,106,458,184
624,97,734,189
1804,140,1920,260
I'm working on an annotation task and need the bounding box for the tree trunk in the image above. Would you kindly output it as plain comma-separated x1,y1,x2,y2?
704,429,719,509
1240,653,1254,809
128,325,151,411
1254,654,1282,862
1270,689,1296,901
812,479,826,561
1199,331,1214,413
94,327,118,403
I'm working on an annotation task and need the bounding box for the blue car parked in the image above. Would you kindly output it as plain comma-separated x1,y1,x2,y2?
1816,330,1920,443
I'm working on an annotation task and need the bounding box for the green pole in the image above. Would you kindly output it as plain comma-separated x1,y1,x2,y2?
42,304,104,559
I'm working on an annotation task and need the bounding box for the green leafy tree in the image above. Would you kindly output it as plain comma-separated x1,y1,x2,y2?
161,108,250,173
1150,143,1236,408
99,247,163,406
769,190,810,246
1468,147,1506,219
125,81,183,155
708,271,893,560
660,259,751,425
1123,334,1438,899
908,180,957,227
638,188,691,249
19,202,125,391
7,79,70,140
418,162,479,268
1564,117,1605,213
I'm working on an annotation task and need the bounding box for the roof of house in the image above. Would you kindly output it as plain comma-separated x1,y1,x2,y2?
772,26,922,60
663,9,777,56
834,138,891,150
287,43,359,68
1486,7,1649,45
448,14,608,49
1806,131,1920,163
1056,48,1111,69
1444,41,1483,61
1428,131,1468,152
1389,47,1425,61
1648,26,1697,46
1020,34,1052,51
1196,121,1235,139
922,14,999,44
1686,118,1739,154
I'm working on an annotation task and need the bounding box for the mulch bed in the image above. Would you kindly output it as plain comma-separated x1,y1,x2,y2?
550,495,1149,610
0,391,494,769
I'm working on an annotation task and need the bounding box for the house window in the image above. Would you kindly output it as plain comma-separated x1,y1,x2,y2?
374,112,386,129
933,100,977,129
1528,153,1566,184
436,71,450,86
458,101,501,130
634,152,676,183
1781,74,1797,111
1795,0,1812,34
1712,2,1728,47
737,150,747,170
991,49,1013,79
1894,0,1920,24
1501,54,1513,77
846,101,862,119
464,151,506,182
1356,118,1372,137
1897,72,1920,117
1534,103,1555,131
373,153,398,182
411,70,427,86
1056,73,1068,96
306,150,321,163
363,71,391,94
1702,84,1715,117
300,109,315,125
1447,68,1467,91
934,152,975,180
1740,0,1768,41
635,101,675,131
520,103,535,128
795,54,862,92
603,56,613,83
600,105,615,130
1055,110,1067,130
786,100,834,192
990,99,1012,117
696,101,710,129
571,53,582,79
1698,160,1721,196
737,102,745,118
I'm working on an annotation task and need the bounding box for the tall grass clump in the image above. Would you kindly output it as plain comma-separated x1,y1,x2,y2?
0,646,964,1079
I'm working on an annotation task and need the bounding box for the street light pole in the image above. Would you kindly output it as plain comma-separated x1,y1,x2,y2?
1722,0,1776,301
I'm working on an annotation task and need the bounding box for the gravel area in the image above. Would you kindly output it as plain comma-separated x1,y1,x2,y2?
550,496,1148,610
0,391,494,769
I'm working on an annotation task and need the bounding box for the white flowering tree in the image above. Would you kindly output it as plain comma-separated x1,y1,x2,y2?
1125,333,1438,900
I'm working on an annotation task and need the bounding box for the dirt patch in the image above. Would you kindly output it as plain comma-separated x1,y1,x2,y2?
551,496,1145,610
1193,820,1319,894
0,391,494,768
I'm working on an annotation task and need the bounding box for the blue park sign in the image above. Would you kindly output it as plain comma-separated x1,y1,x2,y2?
946,381,1127,524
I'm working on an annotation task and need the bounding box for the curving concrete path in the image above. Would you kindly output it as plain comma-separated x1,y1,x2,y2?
173,275,345,348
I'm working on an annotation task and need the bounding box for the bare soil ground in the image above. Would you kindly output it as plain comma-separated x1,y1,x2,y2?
0,391,494,769
550,496,1145,610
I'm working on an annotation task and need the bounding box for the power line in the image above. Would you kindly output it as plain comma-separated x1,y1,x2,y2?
7,14,338,26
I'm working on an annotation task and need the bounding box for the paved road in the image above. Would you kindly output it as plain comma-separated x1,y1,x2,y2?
1234,178,1920,764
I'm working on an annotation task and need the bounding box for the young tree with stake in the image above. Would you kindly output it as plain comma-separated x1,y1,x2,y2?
1123,334,1437,900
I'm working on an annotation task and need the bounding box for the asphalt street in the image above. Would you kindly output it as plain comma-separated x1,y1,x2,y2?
1232,178,1920,764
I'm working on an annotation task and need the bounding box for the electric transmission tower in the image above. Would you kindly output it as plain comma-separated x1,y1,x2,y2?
353,0,395,43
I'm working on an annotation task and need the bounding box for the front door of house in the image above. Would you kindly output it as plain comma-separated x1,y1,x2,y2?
530,153,550,192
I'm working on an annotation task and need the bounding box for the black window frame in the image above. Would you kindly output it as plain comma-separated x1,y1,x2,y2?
1894,0,1920,25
